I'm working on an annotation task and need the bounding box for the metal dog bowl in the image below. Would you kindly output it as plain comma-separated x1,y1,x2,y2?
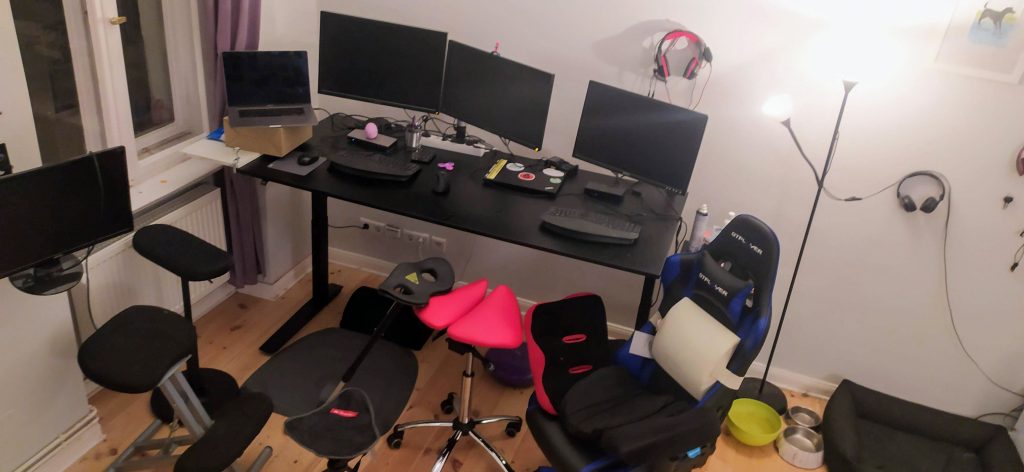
785,405,822,430
776,425,824,469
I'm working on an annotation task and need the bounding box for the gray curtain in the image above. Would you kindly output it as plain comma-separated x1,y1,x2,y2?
201,0,264,287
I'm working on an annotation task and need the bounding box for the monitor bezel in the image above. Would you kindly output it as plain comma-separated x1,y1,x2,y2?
317,11,448,114
0,147,134,280
439,40,555,150
571,81,707,195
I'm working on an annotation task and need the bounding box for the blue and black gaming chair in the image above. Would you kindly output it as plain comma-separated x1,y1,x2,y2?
524,214,780,471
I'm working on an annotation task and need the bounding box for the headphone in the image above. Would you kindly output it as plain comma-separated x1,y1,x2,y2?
896,171,946,214
653,30,712,80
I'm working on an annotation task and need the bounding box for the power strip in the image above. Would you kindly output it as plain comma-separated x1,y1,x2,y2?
421,135,489,157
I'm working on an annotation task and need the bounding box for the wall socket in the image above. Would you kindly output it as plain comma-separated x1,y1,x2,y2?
359,217,445,252
404,230,429,246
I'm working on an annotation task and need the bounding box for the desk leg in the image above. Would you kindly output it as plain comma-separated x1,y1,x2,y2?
259,192,342,354
635,276,656,331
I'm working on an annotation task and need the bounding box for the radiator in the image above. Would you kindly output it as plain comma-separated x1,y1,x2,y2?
85,188,230,327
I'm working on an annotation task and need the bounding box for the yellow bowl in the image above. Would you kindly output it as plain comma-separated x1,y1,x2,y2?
726,398,783,446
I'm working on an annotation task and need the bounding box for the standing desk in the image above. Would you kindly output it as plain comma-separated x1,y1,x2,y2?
240,118,683,353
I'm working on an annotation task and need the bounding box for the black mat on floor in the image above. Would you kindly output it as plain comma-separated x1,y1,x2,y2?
243,328,418,418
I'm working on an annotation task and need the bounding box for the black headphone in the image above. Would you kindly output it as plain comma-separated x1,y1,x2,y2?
653,30,713,80
896,171,946,214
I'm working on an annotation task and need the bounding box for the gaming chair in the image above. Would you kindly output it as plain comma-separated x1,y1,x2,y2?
524,214,780,471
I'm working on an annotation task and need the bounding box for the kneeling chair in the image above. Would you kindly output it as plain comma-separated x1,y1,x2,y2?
525,214,780,471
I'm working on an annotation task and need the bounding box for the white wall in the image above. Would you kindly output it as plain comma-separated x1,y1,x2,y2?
261,0,1024,417
0,2,93,468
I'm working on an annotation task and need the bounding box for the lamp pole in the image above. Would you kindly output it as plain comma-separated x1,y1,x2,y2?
747,80,858,412
761,80,857,392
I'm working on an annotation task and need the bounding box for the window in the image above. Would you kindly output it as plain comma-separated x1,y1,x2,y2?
11,0,208,183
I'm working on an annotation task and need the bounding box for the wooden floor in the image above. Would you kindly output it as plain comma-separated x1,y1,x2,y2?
67,264,826,472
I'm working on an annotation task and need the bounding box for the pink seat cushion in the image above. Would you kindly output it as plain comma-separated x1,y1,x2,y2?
449,285,523,349
414,279,488,329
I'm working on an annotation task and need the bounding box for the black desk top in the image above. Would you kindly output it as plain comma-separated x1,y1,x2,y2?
239,119,683,277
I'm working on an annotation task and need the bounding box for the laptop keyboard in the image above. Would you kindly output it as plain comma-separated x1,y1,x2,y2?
239,107,305,118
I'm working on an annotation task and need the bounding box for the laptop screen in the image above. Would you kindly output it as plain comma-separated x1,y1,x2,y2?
223,51,311,107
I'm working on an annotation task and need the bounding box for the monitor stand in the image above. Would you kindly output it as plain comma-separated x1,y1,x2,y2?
585,175,631,202
9,254,84,296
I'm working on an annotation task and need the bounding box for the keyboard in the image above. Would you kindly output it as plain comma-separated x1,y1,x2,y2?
541,207,641,245
328,152,421,181
238,107,305,117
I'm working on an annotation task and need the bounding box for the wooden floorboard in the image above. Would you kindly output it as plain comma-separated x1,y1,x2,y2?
66,264,825,472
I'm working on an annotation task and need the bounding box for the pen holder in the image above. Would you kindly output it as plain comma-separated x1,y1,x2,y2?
405,126,423,150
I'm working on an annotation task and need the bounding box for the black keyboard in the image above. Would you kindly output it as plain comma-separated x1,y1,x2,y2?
239,107,305,117
541,207,642,245
328,152,421,181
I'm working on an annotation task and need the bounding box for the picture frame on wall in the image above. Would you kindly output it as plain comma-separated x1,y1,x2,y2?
934,0,1024,83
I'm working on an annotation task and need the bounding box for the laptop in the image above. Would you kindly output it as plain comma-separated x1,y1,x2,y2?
484,157,565,196
223,51,317,127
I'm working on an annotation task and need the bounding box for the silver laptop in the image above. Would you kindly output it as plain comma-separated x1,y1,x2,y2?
223,51,317,128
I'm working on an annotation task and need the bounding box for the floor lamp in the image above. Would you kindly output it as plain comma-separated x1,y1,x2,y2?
737,80,858,414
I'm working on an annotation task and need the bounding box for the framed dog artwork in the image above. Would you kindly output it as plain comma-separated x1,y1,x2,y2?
935,0,1024,83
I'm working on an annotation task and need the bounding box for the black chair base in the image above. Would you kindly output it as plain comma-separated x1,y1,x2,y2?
736,377,788,415
151,367,239,423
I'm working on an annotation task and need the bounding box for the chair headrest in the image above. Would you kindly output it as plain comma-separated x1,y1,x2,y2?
687,252,753,329
705,214,780,299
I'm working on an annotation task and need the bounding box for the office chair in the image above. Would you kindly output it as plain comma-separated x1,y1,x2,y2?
77,305,272,471
133,224,240,423
386,278,525,471
524,214,780,471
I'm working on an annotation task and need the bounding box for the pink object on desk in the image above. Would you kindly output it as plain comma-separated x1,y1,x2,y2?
364,122,378,140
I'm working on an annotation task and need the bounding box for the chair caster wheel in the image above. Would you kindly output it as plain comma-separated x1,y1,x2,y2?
505,421,522,438
387,430,403,449
440,392,456,415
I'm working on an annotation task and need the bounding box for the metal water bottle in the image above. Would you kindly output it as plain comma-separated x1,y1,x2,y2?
686,204,710,252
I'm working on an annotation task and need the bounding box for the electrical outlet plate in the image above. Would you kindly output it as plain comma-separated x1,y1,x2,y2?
384,224,402,239
430,236,447,252
360,218,385,236
405,230,429,245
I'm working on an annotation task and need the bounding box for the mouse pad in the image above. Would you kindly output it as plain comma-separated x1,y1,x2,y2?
269,155,325,175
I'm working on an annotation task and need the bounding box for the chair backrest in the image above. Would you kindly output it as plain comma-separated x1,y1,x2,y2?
658,214,780,377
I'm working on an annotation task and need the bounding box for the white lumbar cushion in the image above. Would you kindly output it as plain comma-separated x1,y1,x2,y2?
652,297,742,399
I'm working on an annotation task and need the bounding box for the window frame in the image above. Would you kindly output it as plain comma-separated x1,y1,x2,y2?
84,0,209,184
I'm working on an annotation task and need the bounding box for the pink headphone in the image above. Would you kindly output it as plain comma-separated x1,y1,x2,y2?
654,30,712,80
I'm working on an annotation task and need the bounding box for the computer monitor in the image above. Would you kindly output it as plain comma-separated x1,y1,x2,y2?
0,146,133,280
440,41,555,150
318,12,448,112
223,51,311,108
572,81,708,194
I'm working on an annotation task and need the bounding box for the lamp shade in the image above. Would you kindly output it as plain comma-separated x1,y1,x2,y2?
762,94,793,120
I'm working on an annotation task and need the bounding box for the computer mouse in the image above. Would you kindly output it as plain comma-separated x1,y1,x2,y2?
297,154,318,166
433,170,451,195
364,122,379,140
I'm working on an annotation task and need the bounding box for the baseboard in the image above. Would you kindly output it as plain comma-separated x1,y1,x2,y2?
239,256,313,300
14,407,103,472
745,362,837,400
326,247,838,400
328,248,393,276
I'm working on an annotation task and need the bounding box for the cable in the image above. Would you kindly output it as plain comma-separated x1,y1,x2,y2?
792,134,902,203
939,173,1024,399
662,79,673,104
328,223,369,231
83,251,98,331
692,62,712,109
500,137,515,157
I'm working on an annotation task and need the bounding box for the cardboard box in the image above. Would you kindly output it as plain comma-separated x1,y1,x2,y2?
222,117,312,157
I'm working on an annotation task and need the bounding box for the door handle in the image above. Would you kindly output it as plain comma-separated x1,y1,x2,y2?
109,16,127,25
